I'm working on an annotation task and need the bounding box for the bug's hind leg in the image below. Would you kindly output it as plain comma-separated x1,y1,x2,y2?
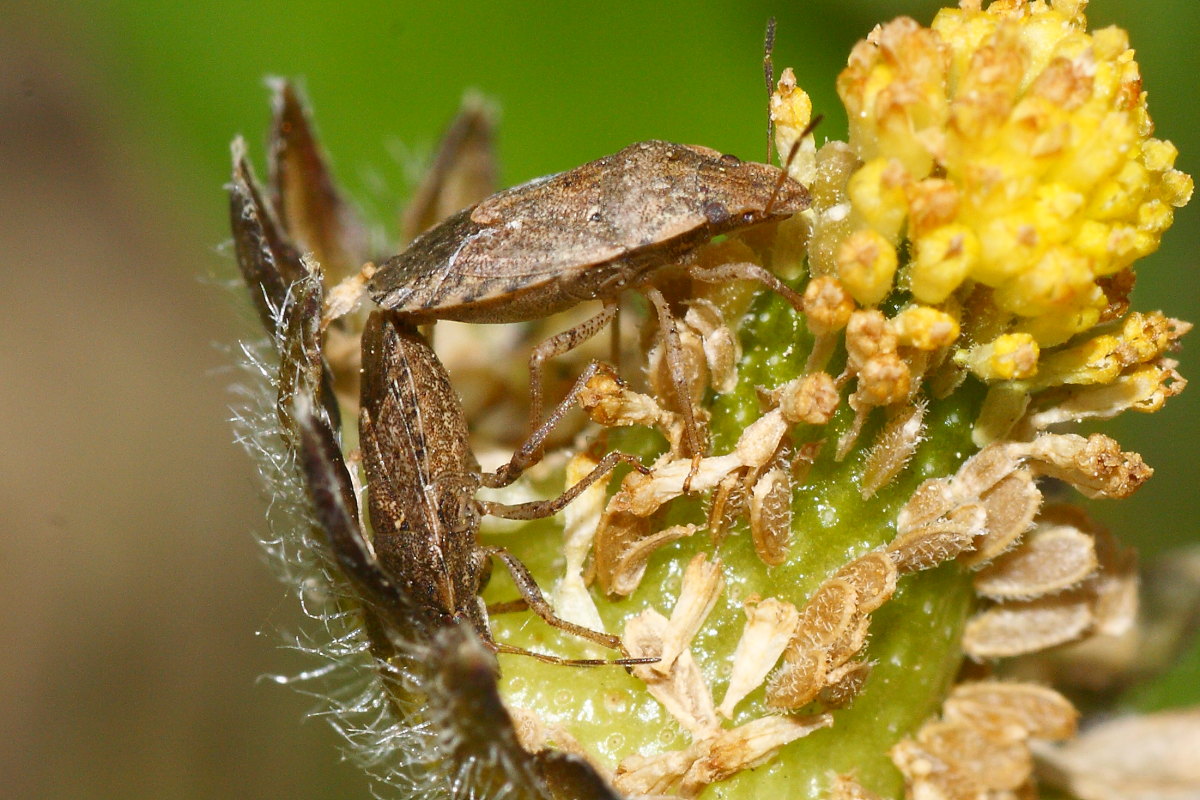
489,641,657,668
482,546,628,655
484,357,644,490
481,446,645,520
525,301,619,443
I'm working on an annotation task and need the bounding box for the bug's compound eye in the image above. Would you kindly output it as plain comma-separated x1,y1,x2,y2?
586,207,603,223
719,153,742,167
703,201,730,226
742,211,757,224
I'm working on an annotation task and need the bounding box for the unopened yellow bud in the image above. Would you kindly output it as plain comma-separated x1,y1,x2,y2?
1161,169,1194,208
960,332,1040,382
837,228,900,307
975,214,1041,287
847,158,910,243
890,306,960,351
994,247,1093,317
910,224,978,304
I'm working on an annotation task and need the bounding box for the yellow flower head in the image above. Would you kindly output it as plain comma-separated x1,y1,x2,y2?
829,0,1191,344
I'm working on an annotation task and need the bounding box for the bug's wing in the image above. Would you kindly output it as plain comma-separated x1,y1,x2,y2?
457,141,710,280
360,313,481,614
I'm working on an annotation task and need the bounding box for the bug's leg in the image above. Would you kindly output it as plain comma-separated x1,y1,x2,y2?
484,359,647,489
610,303,623,374
644,286,705,492
481,447,647,518
482,546,628,653
490,641,658,668
486,598,529,615
688,261,806,314
478,555,651,667
527,301,619,440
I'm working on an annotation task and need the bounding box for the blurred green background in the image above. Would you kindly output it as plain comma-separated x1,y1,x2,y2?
2,1,1196,797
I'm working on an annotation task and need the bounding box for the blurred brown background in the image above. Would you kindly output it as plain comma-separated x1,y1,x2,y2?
2,1,1196,798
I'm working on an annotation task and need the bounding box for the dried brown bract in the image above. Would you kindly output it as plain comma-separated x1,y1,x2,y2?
719,597,801,718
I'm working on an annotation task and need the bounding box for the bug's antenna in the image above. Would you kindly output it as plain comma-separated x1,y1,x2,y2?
764,17,777,164
764,114,824,216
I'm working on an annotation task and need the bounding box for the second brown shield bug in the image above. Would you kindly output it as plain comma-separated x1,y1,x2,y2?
358,310,651,666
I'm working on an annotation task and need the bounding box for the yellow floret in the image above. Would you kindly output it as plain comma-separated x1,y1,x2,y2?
837,228,900,307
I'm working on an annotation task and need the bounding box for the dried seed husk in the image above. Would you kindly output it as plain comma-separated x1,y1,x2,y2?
917,720,1033,791
833,551,899,614
1032,710,1200,800
860,400,927,498
888,503,986,574
795,578,859,649
825,611,872,667
962,467,1042,567
765,643,828,710
943,682,1078,742
897,478,957,531
974,523,1098,600
750,465,793,566
963,594,1095,659
819,659,872,709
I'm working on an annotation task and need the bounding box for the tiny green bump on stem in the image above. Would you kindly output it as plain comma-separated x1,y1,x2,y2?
484,288,986,799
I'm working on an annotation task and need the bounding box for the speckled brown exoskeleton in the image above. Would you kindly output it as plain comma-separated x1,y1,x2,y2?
357,309,651,665
367,139,812,479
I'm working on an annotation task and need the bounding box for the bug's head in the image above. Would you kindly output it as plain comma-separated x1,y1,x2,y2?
691,147,811,233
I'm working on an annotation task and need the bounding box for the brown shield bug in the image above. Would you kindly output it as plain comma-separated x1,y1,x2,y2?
366,138,812,479
357,309,651,666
